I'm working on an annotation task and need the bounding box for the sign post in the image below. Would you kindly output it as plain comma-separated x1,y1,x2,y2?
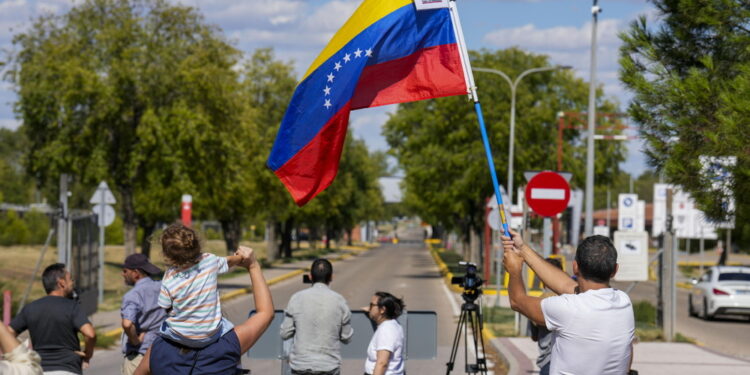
613,231,649,281
90,181,116,304
524,171,571,254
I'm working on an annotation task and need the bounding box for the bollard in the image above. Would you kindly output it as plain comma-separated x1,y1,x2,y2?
3,290,11,325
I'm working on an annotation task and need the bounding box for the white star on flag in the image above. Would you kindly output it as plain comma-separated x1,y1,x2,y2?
365,48,373,57
327,73,335,82
324,99,332,109
334,62,342,71
343,53,351,63
354,48,362,58
323,86,331,95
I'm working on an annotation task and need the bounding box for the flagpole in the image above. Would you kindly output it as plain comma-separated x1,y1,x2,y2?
448,0,511,238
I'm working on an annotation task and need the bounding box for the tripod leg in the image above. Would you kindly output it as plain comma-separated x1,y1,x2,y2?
467,308,488,375
445,307,467,375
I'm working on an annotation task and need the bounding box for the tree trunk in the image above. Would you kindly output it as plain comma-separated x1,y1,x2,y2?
140,223,155,258
470,228,481,267
281,218,293,258
346,228,353,246
221,220,242,255
325,227,332,250
310,227,319,250
265,220,277,263
295,224,301,250
120,187,137,256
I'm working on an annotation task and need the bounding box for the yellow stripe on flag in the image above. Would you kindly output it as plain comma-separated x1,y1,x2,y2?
302,0,412,81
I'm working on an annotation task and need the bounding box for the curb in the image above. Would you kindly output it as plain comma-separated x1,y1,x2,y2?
100,244,374,341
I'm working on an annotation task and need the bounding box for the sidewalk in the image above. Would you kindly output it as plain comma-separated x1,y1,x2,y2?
91,244,375,337
492,336,750,375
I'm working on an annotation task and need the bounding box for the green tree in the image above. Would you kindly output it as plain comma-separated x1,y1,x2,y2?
240,48,298,260
0,129,34,204
6,0,244,255
0,211,31,245
384,48,625,258
619,0,750,253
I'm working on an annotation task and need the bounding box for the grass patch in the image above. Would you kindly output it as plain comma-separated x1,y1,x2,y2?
434,249,464,274
675,332,697,344
484,305,517,337
0,239,274,314
631,300,697,343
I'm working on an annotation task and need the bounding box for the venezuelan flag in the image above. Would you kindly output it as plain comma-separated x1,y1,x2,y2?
268,0,468,205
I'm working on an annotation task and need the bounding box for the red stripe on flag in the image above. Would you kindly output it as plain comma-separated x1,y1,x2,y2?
351,43,466,110
274,103,352,206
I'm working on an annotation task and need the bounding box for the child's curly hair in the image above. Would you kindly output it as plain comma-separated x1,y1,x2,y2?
161,223,202,268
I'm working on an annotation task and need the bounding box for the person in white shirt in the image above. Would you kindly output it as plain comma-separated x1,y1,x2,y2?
502,230,635,375
364,292,405,375
0,323,42,375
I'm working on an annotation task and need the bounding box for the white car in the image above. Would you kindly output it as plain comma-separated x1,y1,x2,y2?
689,266,750,320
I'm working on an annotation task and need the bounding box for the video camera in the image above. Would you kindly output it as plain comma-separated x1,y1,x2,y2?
302,274,312,284
451,261,483,303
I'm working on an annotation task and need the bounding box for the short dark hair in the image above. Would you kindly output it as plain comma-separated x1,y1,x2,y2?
160,224,202,268
575,235,618,283
375,291,405,320
42,263,67,294
310,258,333,283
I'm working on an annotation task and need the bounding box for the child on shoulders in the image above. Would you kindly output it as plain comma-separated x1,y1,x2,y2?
157,223,251,348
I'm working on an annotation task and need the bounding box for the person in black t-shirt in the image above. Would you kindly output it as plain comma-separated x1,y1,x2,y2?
10,263,97,375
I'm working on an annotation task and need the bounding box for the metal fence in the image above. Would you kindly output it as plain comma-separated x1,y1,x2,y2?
70,213,99,316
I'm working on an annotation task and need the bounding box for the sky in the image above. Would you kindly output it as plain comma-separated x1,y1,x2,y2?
0,0,658,181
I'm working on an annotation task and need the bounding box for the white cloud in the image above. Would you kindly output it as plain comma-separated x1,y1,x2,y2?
481,19,628,103
300,0,358,33
483,19,622,50
0,118,20,130
197,0,306,30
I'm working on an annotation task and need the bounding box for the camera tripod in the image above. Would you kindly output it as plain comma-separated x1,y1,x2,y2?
446,295,488,375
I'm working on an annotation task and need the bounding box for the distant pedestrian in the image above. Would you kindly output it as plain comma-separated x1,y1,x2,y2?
363,291,405,375
502,229,635,375
0,322,43,375
527,257,564,375
280,258,354,375
10,263,97,374
120,253,166,375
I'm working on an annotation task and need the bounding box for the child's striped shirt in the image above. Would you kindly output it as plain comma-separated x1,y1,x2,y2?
158,253,228,343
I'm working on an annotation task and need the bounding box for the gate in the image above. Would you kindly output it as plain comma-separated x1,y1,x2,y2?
70,213,99,316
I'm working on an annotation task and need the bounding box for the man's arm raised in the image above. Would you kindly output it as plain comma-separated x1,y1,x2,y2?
233,246,274,354
502,229,577,295
504,250,545,326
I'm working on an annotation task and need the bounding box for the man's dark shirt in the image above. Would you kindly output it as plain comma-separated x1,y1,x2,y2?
10,295,90,374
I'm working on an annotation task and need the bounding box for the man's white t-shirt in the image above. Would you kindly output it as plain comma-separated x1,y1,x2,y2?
541,288,634,375
364,319,404,375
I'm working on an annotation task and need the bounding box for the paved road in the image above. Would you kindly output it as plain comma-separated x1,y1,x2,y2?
613,280,750,360
84,240,480,374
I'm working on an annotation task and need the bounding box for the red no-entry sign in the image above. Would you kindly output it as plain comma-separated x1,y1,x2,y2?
525,171,571,217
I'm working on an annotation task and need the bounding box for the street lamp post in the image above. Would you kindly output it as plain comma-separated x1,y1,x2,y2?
474,65,572,205
585,0,603,236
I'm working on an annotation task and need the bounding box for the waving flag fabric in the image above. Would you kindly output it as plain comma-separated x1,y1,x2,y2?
268,0,468,205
